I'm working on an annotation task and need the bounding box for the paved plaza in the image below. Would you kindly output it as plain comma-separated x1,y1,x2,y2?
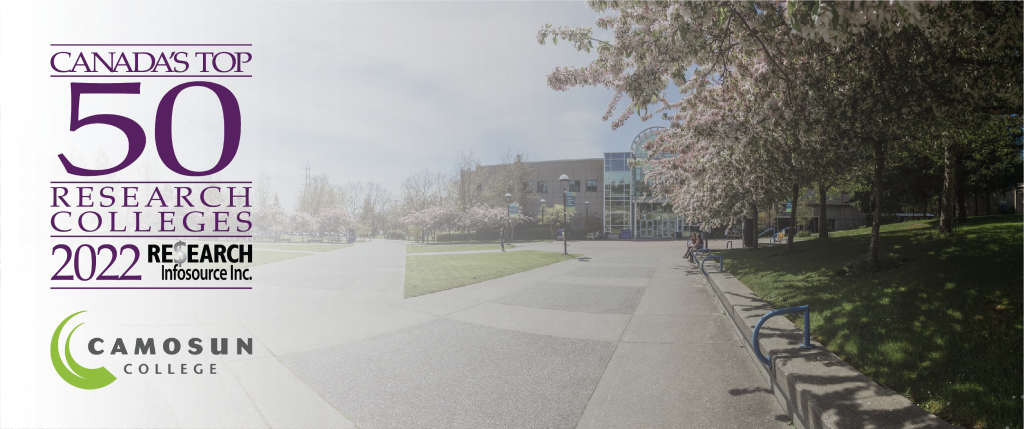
236,239,789,428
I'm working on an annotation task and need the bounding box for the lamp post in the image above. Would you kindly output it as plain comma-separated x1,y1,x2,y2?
560,174,569,255
585,201,590,232
505,192,512,244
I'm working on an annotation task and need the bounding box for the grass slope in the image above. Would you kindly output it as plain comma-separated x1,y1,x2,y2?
404,250,574,298
406,244,513,253
723,215,1022,428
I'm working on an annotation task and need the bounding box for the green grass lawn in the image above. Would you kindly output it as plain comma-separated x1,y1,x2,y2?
406,244,514,253
722,215,1022,428
254,244,352,252
404,250,575,298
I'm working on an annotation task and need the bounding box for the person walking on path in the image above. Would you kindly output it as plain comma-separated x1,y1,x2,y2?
499,226,506,251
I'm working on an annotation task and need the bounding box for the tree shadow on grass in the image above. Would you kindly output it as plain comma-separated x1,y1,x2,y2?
723,216,1023,427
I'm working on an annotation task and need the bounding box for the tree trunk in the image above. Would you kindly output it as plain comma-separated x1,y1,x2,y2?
986,193,992,215
818,183,829,239
743,214,754,248
787,183,799,252
939,143,956,232
973,196,979,217
868,139,886,264
751,204,759,249
956,187,967,224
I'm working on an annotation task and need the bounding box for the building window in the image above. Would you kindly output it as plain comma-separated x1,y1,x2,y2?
536,181,548,194
605,152,631,172
586,180,598,193
569,180,580,192
524,182,533,192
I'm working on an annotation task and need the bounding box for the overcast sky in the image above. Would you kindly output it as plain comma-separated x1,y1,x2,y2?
36,2,671,208
251,2,671,206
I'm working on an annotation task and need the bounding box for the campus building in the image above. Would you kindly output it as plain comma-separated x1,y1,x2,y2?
473,127,694,239
766,193,866,233
472,126,878,238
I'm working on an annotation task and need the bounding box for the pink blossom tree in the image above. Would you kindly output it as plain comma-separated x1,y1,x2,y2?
290,212,319,239
319,207,357,237
539,1,1020,261
253,200,289,239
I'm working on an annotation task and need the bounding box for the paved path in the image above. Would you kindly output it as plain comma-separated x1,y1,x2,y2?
30,239,788,428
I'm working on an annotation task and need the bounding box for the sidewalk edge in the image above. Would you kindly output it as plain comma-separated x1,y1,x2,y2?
700,266,957,429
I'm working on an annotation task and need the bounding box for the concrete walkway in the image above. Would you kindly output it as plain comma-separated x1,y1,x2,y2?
270,240,787,428
28,239,789,428
405,247,526,255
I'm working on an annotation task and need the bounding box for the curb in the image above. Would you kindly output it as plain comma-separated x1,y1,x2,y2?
699,264,956,429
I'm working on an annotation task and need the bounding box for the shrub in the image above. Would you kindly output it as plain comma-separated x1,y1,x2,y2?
385,231,406,240
797,231,811,238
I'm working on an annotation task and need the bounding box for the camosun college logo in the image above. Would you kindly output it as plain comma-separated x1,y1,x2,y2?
51,311,116,390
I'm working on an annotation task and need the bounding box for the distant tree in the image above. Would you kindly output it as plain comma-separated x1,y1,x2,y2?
255,170,274,209
538,204,572,239
253,194,288,238
296,173,339,216
453,149,483,210
479,150,536,208
320,207,357,236
290,212,319,238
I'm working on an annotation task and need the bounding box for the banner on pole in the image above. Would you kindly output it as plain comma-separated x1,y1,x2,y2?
566,192,576,215
509,204,520,219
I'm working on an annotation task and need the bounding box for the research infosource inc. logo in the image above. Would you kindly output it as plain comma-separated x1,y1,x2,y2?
149,241,254,281
51,311,116,390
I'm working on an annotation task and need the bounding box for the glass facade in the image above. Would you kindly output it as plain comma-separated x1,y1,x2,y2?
601,127,687,238
604,152,632,233
630,127,684,238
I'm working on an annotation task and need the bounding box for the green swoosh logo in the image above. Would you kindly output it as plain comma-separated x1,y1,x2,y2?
51,311,116,390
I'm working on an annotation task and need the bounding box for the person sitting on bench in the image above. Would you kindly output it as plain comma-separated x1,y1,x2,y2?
683,232,698,260
688,233,704,262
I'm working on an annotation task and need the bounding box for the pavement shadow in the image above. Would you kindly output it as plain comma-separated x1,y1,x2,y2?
785,373,954,429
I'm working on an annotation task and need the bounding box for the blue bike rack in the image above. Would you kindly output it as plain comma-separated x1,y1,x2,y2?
752,305,813,369
700,254,722,275
693,248,711,261
725,241,734,249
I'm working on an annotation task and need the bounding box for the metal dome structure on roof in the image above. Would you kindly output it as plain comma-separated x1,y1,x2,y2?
630,126,666,157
